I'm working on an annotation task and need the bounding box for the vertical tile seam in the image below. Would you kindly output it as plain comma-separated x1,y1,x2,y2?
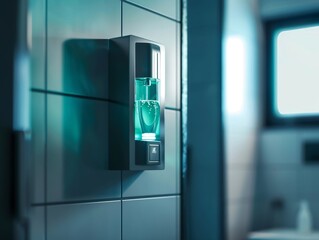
176,15,181,193
177,13,182,239
123,0,180,23
121,0,123,36
175,1,182,237
121,2,124,240
176,18,179,112
177,195,180,240
44,0,48,239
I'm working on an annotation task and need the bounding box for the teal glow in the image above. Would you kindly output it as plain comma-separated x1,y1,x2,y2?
134,78,160,141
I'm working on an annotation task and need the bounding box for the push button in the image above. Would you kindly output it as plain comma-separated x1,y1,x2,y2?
148,144,160,163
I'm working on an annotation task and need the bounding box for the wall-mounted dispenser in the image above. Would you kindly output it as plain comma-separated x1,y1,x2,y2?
109,35,165,170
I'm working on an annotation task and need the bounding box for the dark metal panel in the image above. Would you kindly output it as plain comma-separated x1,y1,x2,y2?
183,0,225,239
0,0,19,239
109,36,165,171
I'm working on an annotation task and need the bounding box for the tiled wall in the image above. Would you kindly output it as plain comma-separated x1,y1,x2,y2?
253,129,319,230
223,0,261,239
29,0,181,239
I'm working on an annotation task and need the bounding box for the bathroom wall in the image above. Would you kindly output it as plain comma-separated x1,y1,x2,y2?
29,0,181,239
254,129,319,230
223,0,261,239
253,0,319,231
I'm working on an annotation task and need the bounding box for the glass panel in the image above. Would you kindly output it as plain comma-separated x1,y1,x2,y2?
135,77,160,141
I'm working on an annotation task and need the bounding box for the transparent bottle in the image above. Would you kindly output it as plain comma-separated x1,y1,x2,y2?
135,77,160,141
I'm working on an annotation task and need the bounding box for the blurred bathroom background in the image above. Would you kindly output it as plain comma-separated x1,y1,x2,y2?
224,0,319,240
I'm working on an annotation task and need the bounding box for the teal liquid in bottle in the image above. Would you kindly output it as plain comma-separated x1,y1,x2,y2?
135,78,160,141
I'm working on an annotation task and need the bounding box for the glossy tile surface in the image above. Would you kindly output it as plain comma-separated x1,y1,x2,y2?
123,3,181,109
255,168,298,203
30,207,45,240
30,0,45,89
62,39,110,98
260,130,300,166
122,110,180,197
47,201,121,240
123,196,180,240
227,167,255,202
299,166,319,201
31,93,45,203
252,200,298,229
227,202,252,240
47,0,120,97
125,0,181,21
226,130,257,166
47,95,121,202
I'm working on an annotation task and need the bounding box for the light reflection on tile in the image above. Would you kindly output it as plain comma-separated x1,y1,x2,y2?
47,94,121,202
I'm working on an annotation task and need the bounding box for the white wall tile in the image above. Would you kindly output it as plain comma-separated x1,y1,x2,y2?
47,0,121,97
260,130,300,166
255,168,298,203
123,196,180,240
227,167,256,201
31,93,45,203
228,202,252,240
30,207,45,240
298,166,319,201
126,0,180,21
47,201,121,240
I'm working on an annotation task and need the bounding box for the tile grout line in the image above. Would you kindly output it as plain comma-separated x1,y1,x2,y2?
30,193,182,207
122,0,181,23
31,88,181,111
44,0,48,239
30,88,115,102
121,0,123,37
121,2,123,239
121,171,123,240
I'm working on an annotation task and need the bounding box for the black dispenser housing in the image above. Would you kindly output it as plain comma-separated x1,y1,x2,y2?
109,35,165,170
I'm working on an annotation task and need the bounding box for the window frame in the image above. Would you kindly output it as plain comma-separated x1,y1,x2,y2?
265,13,319,127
